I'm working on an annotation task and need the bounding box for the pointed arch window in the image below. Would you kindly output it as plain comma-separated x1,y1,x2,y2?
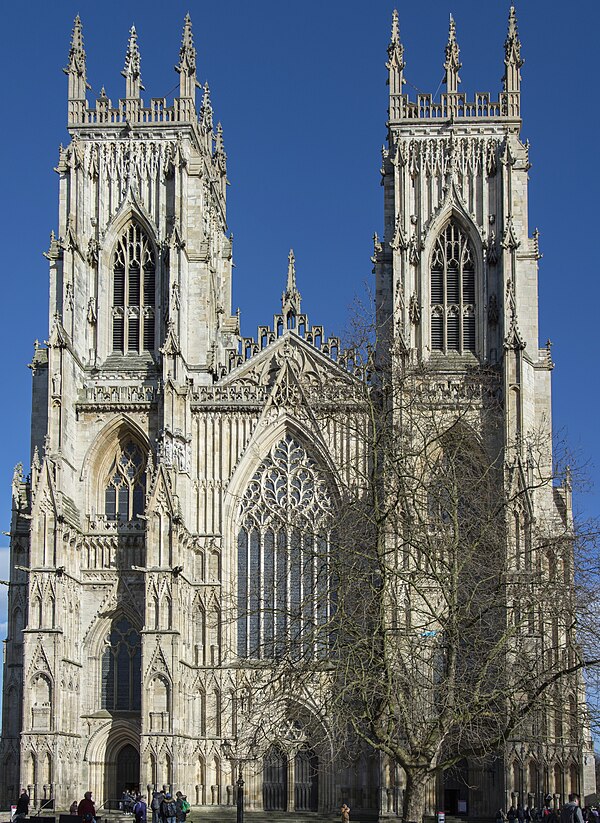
237,436,334,661
101,616,141,711
112,223,156,353
430,222,476,354
104,440,146,521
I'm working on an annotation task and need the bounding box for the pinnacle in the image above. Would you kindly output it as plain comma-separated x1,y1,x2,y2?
282,249,301,317
444,12,461,90
65,14,86,76
448,14,457,44
287,249,297,293
122,23,144,92
391,9,400,45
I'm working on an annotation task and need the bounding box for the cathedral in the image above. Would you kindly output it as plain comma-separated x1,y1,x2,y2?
0,8,595,820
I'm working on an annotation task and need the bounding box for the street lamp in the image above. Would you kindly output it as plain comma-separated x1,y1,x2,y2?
221,739,246,823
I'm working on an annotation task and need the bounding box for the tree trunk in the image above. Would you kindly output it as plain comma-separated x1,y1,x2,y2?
402,770,429,823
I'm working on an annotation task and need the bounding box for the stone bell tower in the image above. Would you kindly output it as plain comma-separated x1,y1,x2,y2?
0,14,238,807
373,7,596,814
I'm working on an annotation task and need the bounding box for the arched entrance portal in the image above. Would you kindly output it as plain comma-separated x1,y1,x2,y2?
116,744,140,794
263,747,287,811
295,746,318,811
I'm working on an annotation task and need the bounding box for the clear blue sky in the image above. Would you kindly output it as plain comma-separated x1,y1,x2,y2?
0,1,597,704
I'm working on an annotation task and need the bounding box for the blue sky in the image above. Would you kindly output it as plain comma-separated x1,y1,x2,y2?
0,0,597,708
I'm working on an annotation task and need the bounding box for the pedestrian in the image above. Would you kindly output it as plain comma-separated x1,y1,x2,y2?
160,793,177,823
15,789,30,821
560,794,585,823
69,802,78,815
77,792,96,823
341,803,350,823
175,792,189,823
133,794,147,823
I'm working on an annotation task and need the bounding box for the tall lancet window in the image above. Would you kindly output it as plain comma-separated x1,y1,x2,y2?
101,617,141,712
430,222,476,354
104,440,146,521
237,436,334,661
112,223,156,353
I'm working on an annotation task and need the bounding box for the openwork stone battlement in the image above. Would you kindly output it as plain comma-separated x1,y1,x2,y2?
387,8,522,124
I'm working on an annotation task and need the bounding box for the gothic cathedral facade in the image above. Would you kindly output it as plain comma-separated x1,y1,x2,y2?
0,9,595,819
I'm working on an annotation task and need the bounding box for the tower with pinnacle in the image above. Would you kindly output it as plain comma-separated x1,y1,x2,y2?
0,8,595,819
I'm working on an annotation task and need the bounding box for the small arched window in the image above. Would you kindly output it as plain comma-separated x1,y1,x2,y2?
112,223,156,354
430,221,476,354
104,440,146,521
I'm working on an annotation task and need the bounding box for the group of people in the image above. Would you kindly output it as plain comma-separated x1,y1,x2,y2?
499,794,595,823
150,790,190,823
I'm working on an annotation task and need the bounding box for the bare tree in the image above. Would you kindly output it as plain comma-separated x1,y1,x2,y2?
229,332,600,821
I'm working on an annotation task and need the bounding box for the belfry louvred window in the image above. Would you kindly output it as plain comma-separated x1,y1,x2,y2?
430,222,476,354
112,223,156,353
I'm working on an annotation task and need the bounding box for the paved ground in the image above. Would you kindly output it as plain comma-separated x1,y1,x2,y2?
0,812,350,823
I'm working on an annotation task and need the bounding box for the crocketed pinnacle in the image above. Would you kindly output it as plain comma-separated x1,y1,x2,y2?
122,25,144,96
65,15,86,77
282,249,302,317
503,6,523,86
444,14,462,94
387,9,405,73
176,13,199,98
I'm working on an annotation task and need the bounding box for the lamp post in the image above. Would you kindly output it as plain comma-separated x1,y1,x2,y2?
221,739,247,823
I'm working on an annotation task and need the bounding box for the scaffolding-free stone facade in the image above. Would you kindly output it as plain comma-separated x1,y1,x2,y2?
0,8,595,819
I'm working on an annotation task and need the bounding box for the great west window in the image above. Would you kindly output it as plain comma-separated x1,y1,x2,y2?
237,436,334,660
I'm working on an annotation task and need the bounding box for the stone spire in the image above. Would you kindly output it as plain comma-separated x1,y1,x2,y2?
176,13,199,101
502,6,523,117
64,16,89,121
387,10,405,98
282,249,302,318
200,82,213,131
122,25,144,98
443,14,462,94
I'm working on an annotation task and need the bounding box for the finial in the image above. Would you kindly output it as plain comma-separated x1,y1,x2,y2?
200,81,213,131
502,5,523,107
444,13,462,94
282,249,301,318
122,24,144,98
176,13,200,102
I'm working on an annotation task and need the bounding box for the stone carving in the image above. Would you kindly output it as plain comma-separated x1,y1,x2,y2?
409,294,421,325
157,427,192,474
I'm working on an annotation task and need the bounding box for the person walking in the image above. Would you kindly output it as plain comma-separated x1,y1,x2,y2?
77,792,96,823
560,794,585,823
133,794,147,823
15,789,30,821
